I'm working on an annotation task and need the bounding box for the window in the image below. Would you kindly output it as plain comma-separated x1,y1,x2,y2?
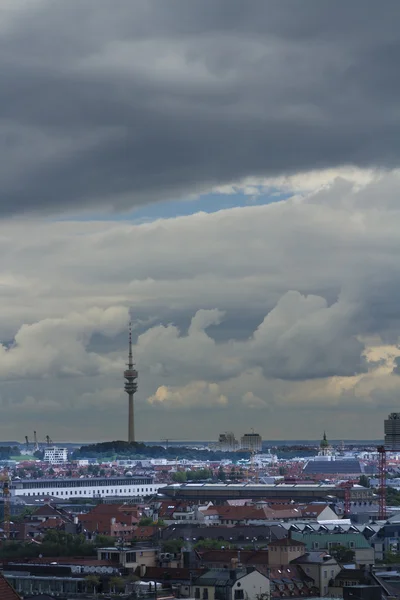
324,570,327,579
234,590,244,600
349,541,355,549
203,589,208,600
195,589,200,599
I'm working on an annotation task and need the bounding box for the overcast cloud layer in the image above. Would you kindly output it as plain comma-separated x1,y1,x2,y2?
1,0,400,214
2,2,400,442
1,174,400,440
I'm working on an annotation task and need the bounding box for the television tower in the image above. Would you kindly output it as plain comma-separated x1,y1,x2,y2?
124,322,138,443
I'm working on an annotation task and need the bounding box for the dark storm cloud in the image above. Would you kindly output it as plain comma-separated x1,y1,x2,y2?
1,0,400,215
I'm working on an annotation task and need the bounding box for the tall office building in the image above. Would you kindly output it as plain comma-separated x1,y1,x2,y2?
240,431,262,453
384,413,400,450
218,432,239,451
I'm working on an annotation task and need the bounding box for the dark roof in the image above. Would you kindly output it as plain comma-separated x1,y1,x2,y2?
137,567,205,581
199,550,269,565
335,569,369,582
23,596,55,600
193,568,257,587
291,551,337,565
162,524,286,542
269,538,305,547
0,573,21,600
303,460,363,475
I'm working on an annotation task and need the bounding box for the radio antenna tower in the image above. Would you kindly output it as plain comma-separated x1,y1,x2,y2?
124,322,138,443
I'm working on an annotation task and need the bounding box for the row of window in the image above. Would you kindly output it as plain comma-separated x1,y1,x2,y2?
269,546,303,552
23,486,157,496
15,478,153,489
313,541,355,550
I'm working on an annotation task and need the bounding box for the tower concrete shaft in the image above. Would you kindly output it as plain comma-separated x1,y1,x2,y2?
124,322,138,443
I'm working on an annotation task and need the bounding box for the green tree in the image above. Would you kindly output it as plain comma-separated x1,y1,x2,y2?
217,467,226,481
359,474,370,488
161,540,185,554
162,539,184,553
172,471,187,483
384,550,400,564
387,487,400,506
94,534,116,547
139,517,153,526
109,576,126,593
85,574,100,594
330,546,355,563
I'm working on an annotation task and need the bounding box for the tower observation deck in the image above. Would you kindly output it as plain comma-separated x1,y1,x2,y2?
124,322,138,443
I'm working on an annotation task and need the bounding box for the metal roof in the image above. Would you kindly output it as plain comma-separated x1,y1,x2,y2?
291,532,371,549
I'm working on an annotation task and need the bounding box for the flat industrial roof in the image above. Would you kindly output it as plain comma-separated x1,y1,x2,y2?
11,475,153,484
162,482,339,490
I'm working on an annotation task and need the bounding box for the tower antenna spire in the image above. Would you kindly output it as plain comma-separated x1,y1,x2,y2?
124,320,138,443
128,321,133,368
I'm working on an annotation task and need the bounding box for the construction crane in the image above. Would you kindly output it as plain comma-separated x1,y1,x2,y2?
46,435,52,447
0,471,11,540
25,436,29,452
339,481,353,516
33,431,39,452
377,445,387,520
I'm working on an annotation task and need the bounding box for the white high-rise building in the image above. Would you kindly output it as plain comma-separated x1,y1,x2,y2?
43,446,68,464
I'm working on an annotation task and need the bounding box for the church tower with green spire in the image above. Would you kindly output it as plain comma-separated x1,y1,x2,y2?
319,431,330,456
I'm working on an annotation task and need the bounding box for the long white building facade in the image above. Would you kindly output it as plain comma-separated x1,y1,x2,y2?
10,476,160,499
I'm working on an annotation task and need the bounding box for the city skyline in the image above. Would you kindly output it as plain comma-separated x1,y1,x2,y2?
1,2,400,440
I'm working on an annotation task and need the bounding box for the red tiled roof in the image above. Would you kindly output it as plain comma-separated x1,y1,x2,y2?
133,525,160,539
37,517,65,530
33,505,60,516
0,573,21,599
301,503,332,516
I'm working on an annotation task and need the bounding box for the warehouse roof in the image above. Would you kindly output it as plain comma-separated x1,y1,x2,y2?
303,460,363,475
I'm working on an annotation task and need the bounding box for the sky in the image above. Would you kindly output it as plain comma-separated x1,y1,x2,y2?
1,1,400,442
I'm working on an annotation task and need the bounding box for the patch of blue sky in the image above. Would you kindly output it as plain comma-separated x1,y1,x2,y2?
54,189,291,223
